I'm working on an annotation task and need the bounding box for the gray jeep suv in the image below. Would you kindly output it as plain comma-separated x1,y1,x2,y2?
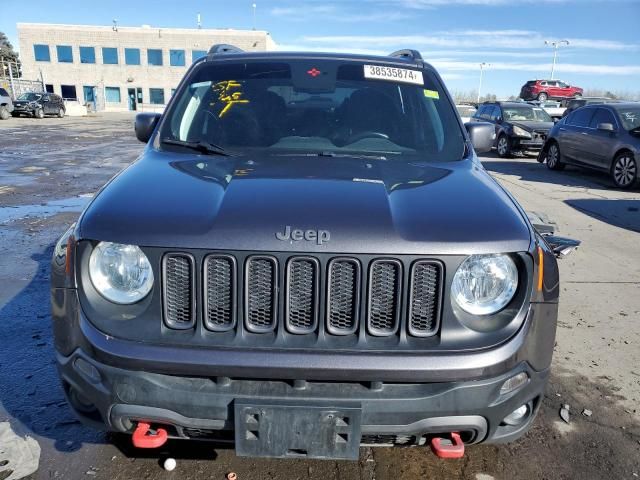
51,45,575,460
0,87,13,120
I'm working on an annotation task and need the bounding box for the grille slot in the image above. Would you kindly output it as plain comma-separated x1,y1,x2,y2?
204,255,236,331
286,258,319,334
360,434,416,446
244,256,278,332
367,260,402,336
326,259,360,335
163,254,195,329
408,261,441,337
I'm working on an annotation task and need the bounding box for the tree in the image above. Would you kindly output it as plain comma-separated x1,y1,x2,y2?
0,31,21,78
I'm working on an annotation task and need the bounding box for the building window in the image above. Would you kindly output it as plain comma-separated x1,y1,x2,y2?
33,44,50,62
56,45,73,63
149,88,165,104
192,50,207,62
79,47,96,64
45,84,54,93
102,47,119,65
105,87,121,103
125,48,141,65
170,88,177,97
147,49,163,66
169,49,185,67
60,85,77,100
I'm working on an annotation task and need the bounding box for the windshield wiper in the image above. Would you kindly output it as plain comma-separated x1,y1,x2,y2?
161,138,232,156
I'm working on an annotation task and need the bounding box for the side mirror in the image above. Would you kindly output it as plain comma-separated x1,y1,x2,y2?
542,235,581,258
135,112,161,143
597,122,615,132
465,122,494,154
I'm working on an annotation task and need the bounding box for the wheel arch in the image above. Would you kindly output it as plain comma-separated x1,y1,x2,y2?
611,148,636,170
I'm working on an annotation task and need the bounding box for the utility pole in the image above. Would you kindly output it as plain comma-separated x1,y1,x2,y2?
252,3,257,30
477,62,490,104
544,40,569,80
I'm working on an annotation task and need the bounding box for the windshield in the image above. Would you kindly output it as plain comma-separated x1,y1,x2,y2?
618,108,640,131
502,106,552,122
17,93,42,102
160,60,465,161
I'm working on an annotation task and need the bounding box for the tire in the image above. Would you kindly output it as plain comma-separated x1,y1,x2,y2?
34,108,44,119
496,134,512,158
0,106,9,120
537,92,548,102
546,142,565,170
58,107,65,118
11,112,19,117
611,152,637,189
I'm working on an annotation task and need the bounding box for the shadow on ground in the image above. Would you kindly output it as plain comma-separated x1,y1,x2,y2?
565,198,640,233
0,245,106,453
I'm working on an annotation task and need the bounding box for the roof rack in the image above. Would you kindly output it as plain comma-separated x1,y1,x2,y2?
388,49,423,62
208,44,244,56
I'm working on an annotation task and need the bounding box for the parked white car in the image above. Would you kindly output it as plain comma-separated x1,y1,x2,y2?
530,101,565,120
456,104,477,123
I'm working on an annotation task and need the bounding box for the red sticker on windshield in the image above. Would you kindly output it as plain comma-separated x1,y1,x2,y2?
307,68,321,77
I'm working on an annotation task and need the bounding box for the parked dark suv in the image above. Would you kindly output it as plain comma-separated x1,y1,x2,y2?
472,102,555,157
52,45,576,460
12,92,65,118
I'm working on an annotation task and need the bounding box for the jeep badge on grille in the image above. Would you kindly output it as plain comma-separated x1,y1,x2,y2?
276,226,330,245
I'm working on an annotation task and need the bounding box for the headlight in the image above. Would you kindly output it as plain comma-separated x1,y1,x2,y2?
451,254,518,315
89,242,154,304
512,125,532,138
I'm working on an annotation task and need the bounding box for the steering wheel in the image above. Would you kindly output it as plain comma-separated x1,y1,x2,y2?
346,131,389,144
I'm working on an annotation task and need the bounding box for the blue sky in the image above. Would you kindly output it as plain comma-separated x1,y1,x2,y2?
2,0,639,97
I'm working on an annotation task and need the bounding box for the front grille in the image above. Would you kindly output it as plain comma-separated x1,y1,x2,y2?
162,252,443,346
204,255,235,331
367,260,402,336
327,259,360,335
163,254,195,329
286,258,319,334
408,262,441,337
245,256,278,332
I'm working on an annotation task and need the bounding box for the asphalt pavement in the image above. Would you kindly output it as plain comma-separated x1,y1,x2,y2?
0,114,638,480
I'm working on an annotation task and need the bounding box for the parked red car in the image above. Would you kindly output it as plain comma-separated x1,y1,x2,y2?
520,80,583,101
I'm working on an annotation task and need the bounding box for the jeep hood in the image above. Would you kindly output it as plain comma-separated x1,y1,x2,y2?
79,150,531,255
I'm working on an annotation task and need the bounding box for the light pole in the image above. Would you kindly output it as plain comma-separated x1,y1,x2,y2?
252,3,257,30
477,62,490,104
544,40,569,80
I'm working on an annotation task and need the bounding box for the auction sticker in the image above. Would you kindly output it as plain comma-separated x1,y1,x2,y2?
364,65,424,85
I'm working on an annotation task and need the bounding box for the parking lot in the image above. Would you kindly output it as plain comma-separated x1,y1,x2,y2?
0,114,639,479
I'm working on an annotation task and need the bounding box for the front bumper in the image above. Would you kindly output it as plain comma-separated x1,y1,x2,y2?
58,347,547,448
512,138,546,151
53,288,557,453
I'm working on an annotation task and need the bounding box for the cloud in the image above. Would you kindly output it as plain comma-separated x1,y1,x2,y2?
430,59,640,76
270,5,411,22
302,31,639,51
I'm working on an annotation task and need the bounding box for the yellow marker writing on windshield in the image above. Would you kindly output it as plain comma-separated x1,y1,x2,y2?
211,80,250,117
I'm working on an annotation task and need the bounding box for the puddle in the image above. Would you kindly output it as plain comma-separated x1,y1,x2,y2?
0,195,92,224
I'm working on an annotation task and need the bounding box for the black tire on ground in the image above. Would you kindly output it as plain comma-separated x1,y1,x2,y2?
11,112,19,117
537,92,548,101
496,134,512,158
611,152,637,189
546,142,565,170
34,108,44,119
58,108,65,118
0,106,9,120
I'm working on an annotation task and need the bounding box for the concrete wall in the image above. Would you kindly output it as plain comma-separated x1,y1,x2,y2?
18,23,276,113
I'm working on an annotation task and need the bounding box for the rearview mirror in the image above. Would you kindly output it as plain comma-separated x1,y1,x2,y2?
597,122,615,132
465,122,494,154
135,113,162,143
542,235,581,258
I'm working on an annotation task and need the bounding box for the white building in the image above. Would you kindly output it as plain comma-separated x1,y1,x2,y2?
17,23,276,112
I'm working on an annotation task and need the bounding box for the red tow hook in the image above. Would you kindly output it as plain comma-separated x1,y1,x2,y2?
132,422,168,449
430,432,465,459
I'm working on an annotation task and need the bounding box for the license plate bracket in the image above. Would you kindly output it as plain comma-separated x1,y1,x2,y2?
234,401,362,460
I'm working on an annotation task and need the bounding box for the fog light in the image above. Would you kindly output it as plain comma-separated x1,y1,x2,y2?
500,372,528,395
502,404,529,426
